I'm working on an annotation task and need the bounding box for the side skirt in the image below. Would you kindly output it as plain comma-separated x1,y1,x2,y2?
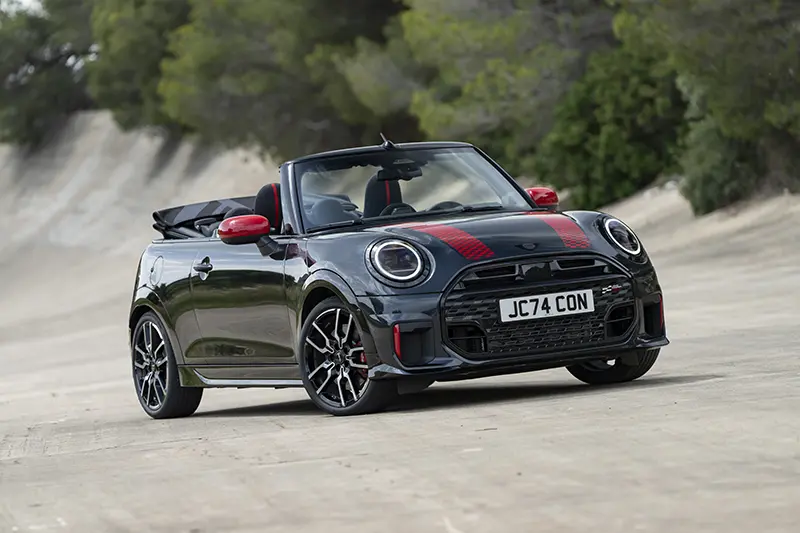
179,365,304,389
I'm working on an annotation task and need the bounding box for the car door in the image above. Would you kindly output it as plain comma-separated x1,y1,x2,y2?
187,235,295,368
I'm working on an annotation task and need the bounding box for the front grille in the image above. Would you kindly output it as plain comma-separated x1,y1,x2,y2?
442,255,636,358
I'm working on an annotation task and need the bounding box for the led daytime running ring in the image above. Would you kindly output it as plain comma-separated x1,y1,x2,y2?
604,218,642,255
369,239,424,282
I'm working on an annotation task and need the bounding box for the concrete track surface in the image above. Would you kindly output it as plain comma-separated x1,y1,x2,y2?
1,112,799,533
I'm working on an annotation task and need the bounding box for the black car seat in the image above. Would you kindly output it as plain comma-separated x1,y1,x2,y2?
309,197,359,227
202,206,253,237
198,206,253,237
223,206,253,219
254,183,283,233
363,173,403,218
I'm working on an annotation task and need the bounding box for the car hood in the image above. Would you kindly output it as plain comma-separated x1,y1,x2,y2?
304,209,651,297
371,210,603,260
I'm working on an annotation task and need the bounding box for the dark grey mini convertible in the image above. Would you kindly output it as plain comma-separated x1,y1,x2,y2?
128,139,668,417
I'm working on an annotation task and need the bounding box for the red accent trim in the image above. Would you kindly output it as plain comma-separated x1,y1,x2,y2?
392,324,402,360
403,223,494,260
525,212,590,249
385,181,390,204
218,214,271,240
271,184,280,227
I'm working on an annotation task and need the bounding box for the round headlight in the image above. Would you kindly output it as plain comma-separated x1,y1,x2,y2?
604,218,642,255
369,240,424,282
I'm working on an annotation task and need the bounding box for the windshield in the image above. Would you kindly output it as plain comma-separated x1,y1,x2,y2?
293,146,531,232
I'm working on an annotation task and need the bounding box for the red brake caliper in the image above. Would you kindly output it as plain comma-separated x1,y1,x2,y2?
357,341,367,378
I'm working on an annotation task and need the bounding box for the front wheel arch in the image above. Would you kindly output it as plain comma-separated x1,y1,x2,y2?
297,272,378,370
299,270,362,330
301,286,338,326
300,270,361,312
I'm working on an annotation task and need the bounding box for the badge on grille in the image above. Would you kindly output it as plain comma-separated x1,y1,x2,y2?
601,284,623,295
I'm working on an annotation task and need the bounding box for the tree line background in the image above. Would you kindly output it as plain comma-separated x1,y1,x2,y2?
2,0,799,215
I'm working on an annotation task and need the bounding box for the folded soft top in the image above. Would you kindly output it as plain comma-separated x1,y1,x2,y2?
152,196,255,239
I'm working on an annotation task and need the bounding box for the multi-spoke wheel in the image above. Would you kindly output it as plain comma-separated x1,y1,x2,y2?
566,348,660,385
131,311,203,419
299,297,397,415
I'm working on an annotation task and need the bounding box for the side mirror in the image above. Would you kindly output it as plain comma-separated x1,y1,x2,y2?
218,215,271,245
526,187,559,212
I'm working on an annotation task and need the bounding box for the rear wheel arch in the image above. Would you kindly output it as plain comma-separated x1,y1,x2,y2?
129,304,153,341
129,296,186,364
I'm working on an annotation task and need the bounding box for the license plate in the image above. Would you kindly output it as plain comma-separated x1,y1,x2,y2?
498,289,595,323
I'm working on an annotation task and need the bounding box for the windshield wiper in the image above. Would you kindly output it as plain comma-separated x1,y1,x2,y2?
306,219,365,233
308,205,506,231
452,204,505,213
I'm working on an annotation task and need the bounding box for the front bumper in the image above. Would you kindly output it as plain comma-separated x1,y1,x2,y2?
355,258,668,381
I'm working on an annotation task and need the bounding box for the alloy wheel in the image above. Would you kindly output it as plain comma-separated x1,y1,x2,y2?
304,308,369,408
133,320,169,411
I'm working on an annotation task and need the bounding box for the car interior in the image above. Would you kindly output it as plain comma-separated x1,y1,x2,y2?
182,181,362,239
300,168,478,229
185,155,499,238
193,183,284,237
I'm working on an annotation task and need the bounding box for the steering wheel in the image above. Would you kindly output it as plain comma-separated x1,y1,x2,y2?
379,202,416,216
428,201,463,211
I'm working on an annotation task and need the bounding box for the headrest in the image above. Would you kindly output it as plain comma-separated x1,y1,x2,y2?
363,173,402,218
223,206,253,219
309,198,356,226
254,183,282,231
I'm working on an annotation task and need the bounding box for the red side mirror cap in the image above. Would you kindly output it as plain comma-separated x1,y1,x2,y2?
218,215,271,245
526,187,559,212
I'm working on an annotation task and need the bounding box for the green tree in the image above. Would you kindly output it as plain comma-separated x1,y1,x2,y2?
158,0,415,160
534,42,687,209
677,116,763,215
44,0,94,49
334,16,430,133
615,0,800,213
0,0,93,146
88,0,190,130
615,0,800,141
394,0,617,174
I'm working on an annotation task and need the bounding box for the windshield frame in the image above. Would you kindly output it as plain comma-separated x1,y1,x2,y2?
288,144,538,235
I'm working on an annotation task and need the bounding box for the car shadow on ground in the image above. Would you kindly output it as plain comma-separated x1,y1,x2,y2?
388,373,722,414
192,373,724,419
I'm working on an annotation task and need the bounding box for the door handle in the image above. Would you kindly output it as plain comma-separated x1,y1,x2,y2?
193,262,213,273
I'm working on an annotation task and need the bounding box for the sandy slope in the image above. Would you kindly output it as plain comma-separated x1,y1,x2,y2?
1,111,799,533
0,112,274,345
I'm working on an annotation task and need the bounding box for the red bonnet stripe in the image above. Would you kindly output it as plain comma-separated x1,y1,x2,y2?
525,212,590,249
401,223,494,260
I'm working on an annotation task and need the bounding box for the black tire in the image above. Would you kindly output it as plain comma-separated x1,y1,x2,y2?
298,297,398,416
566,348,660,385
132,311,203,419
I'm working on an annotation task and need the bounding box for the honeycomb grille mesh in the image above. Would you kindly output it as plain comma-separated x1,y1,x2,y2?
442,259,635,358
